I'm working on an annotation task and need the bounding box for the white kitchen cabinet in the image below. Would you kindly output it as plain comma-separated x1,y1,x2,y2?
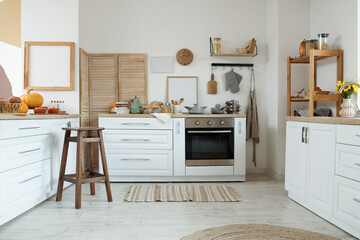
100,117,174,179
99,116,246,182
285,122,335,215
306,123,335,216
285,121,307,199
103,129,172,150
334,175,360,236
285,121,360,239
234,118,246,178
173,118,185,176
336,144,360,182
100,117,172,130
106,149,173,176
0,117,79,226
0,159,51,225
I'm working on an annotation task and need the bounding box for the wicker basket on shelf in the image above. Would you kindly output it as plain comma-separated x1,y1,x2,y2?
0,102,22,113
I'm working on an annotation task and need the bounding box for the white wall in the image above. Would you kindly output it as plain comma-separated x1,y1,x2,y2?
265,0,310,179
21,0,79,114
80,0,268,171
310,0,358,109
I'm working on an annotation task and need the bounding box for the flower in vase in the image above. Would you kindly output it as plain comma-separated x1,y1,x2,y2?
336,80,358,99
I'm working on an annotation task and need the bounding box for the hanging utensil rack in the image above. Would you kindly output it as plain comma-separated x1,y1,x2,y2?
211,63,254,67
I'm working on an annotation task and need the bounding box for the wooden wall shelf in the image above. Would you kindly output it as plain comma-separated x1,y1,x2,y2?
287,49,343,117
210,53,257,57
290,50,342,64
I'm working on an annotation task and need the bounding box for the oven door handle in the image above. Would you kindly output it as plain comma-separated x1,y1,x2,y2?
187,130,232,134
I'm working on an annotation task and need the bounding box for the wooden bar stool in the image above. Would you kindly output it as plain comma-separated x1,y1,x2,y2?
56,127,112,209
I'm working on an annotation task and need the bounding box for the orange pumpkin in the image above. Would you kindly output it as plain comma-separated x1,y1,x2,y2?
19,103,29,113
20,89,44,109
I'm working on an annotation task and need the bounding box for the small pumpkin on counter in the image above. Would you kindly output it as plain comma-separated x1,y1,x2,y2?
19,103,29,113
20,89,44,109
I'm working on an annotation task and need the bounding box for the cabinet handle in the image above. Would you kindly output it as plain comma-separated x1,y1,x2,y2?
121,158,150,161
19,148,41,154
304,127,309,144
121,123,150,125
355,163,360,167
18,126,41,130
188,130,232,134
121,139,150,142
301,127,305,143
353,198,360,204
19,174,42,184
177,121,180,134
239,121,241,134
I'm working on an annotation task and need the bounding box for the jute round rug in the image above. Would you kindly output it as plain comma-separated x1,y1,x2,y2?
181,224,339,240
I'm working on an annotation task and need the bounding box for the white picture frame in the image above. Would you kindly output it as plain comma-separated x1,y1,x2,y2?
167,76,198,112
24,42,75,91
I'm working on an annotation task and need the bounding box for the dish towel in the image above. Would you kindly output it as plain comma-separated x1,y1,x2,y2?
225,69,242,93
152,113,172,123
246,68,259,167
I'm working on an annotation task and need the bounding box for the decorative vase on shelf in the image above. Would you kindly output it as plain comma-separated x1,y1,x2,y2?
339,98,355,117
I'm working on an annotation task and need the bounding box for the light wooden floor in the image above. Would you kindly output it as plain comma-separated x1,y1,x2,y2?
0,174,356,240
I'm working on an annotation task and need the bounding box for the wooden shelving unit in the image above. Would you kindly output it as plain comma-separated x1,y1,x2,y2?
287,49,343,117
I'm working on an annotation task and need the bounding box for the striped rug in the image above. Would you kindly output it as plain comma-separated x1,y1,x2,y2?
124,185,240,202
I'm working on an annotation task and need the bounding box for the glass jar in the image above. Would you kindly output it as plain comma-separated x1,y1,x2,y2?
214,37,221,54
306,39,318,56
318,33,329,50
161,103,171,113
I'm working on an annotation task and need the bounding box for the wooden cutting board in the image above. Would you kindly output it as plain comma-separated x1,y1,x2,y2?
208,73,217,94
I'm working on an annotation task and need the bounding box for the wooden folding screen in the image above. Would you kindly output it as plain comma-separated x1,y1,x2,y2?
80,49,148,168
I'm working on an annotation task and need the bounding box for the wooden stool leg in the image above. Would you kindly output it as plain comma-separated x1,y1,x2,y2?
89,142,95,195
98,130,113,202
75,131,84,209
56,130,71,202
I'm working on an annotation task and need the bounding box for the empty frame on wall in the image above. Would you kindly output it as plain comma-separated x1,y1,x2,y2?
24,42,75,91
167,76,198,112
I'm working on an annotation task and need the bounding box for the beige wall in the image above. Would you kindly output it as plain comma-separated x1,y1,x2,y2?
0,0,21,48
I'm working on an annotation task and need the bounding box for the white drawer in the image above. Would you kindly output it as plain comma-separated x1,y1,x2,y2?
99,117,173,130
106,150,173,176
336,144,360,182
334,176,360,231
0,120,49,140
0,134,51,173
0,159,51,216
103,130,172,150
336,124,360,146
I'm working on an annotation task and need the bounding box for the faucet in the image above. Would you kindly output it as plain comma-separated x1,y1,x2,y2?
338,82,360,93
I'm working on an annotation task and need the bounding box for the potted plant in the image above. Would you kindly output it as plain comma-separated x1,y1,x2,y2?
337,81,359,117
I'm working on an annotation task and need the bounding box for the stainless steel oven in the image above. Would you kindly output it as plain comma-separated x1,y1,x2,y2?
185,118,234,166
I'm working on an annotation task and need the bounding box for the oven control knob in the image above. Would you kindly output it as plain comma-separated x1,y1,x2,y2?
207,121,212,125
195,121,200,125
220,120,225,125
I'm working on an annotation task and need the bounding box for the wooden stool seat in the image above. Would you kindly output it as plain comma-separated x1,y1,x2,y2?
56,127,112,209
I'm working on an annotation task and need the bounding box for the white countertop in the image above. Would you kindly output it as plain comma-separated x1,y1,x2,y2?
99,113,246,118
0,114,80,120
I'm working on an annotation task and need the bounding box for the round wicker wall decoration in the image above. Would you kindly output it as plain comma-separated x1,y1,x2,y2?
176,48,193,66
